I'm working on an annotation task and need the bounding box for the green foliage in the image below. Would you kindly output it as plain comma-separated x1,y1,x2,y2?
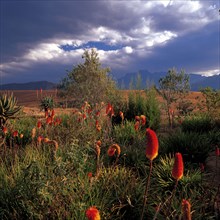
58,49,117,107
160,131,213,163
157,68,190,127
40,95,54,111
0,93,21,127
144,87,161,130
200,87,220,119
181,114,214,133
124,87,161,130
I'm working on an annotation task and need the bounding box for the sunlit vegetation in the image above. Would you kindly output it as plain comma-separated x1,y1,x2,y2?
0,50,220,219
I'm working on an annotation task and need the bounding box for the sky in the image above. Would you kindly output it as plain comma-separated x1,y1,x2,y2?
0,0,219,84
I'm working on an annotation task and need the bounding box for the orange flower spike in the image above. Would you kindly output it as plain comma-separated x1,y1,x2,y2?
20,134,24,138
172,152,184,180
106,103,111,115
108,144,121,157
182,199,192,220
51,109,55,117
46,116,53,125
119,111,124,121
43,137,50,143
146,128,159,161
108,148,116,157
45,110,49,118
37,136,43,143
134,121,140,131
37,120,42,129
140,115,146,126
135,115,140,121
95,145,101,157
2,126,8,134
87,172,93,178
96,140,101,147
12,130,18,137
86,206,101,220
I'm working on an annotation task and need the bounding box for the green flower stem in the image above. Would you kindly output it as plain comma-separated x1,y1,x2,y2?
140,159,153,220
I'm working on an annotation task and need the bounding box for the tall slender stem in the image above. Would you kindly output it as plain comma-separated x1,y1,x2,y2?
140,160,153,220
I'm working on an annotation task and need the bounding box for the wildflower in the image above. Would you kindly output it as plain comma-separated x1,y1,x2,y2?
20,133,24,138
2,126,8,134
12,130,18,137
135,115,140,121
96,140,101,147
215,146,220,157
95,144,101,157
82,113,87,120
88,172,93,178
51,109,55,117
119,111,124,121
37,120,42,129
106,103,114,117
45,110,49,118
96,110,101,117
172,152,184,180
108,147,116,157
37,136,43,143
95,120,101,132
140,115,146,126
107,144,121,157
43,137,50,143
182,199,191,220
86,206,101,220
134,121,140,131
146,128,159,161
46,116,52,125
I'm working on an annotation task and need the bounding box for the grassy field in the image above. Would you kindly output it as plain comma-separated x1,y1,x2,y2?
0,89,219,219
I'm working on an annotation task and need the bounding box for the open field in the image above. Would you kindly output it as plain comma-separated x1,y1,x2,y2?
0,89,206,116
1,89,219,219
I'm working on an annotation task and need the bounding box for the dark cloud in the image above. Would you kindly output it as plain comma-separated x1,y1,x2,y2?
0,0,219,84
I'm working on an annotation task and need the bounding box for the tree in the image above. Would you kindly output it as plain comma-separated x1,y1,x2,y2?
200,87,220,119
58,49,117,107
158,68,190,127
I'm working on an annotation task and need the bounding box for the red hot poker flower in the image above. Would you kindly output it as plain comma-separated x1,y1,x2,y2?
172,152,184,180
2,126,8,134
182,199,191,220
86,206,101,220
37,120,42,129
140,115,146,126
12,130,18,137
134,121,140,131
107,144,121,157
146,128,159,161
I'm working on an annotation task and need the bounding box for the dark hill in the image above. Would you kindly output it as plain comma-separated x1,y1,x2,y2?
0,81,57,90
117,70,220,91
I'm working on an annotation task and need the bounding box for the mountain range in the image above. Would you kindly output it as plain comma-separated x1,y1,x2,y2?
116,70,220,91
0,81,56,90
0,71,219,91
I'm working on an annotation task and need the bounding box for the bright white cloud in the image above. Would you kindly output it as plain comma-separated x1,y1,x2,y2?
1,0,219,83
197,69,220,77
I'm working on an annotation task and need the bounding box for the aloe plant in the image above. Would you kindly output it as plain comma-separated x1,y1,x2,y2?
40,96,54,112
0,93,21,128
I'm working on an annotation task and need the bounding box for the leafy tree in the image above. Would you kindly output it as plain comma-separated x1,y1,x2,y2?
58,49,117,107
157,68,190,127
200,87,220,119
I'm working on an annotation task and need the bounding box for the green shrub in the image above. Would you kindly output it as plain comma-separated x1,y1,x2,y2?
181,114,213,133
124,87,161,130
160,131,213,163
